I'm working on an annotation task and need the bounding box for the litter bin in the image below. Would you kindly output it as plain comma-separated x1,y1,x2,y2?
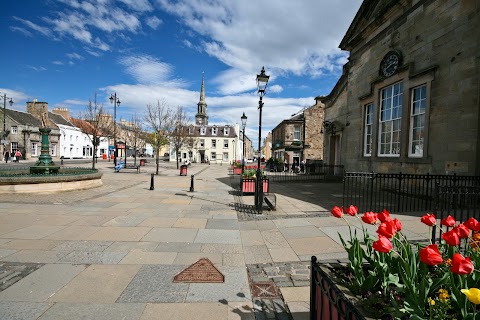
140,159,146,166
180,165,187,176
102,154,107,160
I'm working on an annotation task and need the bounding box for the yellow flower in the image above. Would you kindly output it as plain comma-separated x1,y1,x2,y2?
438,289,450,301
461,288,480,304
428,297,435,306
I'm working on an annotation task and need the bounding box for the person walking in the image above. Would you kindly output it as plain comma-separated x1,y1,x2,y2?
14,150,22,163
3,150,9,163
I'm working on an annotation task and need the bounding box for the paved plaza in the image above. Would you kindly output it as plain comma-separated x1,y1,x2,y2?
0,160,430,320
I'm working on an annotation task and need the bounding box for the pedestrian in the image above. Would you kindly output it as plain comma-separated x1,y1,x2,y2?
284,160,288,172
14,150,22,163
3,150,9,163
300,159,305,173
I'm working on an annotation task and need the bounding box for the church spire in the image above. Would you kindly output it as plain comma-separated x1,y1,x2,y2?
195,72,208,125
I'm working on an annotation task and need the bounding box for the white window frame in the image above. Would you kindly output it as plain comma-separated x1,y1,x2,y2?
409,84,427,158
378,82,403,157
364,103,374,157
32,142,38,156
11,142,18,153
50,144,57,156
223,139,228,149
200,127,206,135
211,152,216,160
223,152,228,161
293,126,300,141
11,126,18,134
224,127,229,136
212,127,217,135
212,140,216,149
200,139,205,147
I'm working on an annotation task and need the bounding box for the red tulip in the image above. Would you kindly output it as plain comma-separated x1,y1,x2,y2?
361,212,378,224
377,220,398,238
421,213,436,226
450,253,474,275
345,205,358,216
419,244,443,266
464,218,480,232
454,224,470,239
378,209,392,223
331,206,344,218
442,230,460,246
441,215,456,227
393,218,402,232
372,235,393,253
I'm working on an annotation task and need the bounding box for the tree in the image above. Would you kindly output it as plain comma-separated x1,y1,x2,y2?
144,100,173,175
125,114,144,166
169,106,191,169
184,126,198,163
75,93,111,170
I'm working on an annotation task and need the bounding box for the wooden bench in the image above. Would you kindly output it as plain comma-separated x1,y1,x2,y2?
114,162,140,173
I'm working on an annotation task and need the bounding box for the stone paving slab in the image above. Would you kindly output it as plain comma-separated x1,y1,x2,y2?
59,251,127,264
0,301,53,320
119,249,177,264
194,229,241,245
117,265,189,303
48,264,141,303
139,302,227,320
142,228,198,242
0,264,85,302
185,266,251,302
1,250,71,264
38,303,145,320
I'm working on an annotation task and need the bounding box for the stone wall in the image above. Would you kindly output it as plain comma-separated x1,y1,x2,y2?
325,0,480,174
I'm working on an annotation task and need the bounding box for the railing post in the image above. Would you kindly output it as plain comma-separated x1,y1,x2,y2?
370,171,375,212
397,171,403,212
432,181,440,244
310,256,317,320
149,173,154,191
190,174,194,192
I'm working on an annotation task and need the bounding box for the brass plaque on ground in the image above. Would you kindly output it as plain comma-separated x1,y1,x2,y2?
250,282,280,298
173,258,224,283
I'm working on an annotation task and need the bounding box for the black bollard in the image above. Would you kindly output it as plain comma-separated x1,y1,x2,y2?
61,159,64,166
150,173,155,190
190,175,194,192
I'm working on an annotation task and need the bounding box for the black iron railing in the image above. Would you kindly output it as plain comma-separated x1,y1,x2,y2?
343,172,480,214
432,185,480,250
266,164,344,183
310,256,365,320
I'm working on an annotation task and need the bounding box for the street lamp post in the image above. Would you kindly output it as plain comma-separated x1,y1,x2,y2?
109,93,121,166
255,67,270,213
241,112,247,174
2,93,14,159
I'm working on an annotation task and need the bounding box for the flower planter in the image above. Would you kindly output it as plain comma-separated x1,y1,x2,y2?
241,178,269,194
233,167,242,175
310,256,369,320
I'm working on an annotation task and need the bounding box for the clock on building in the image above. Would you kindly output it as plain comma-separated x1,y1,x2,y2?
380,51,402,77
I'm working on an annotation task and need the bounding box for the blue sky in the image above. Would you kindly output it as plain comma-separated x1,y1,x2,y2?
1,0,361,147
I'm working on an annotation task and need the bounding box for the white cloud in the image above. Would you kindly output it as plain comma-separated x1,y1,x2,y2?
157,0,361,94
146,16,162,29
13,16,53,38
66,52,84,60
118,0,154,12
9,26,33,37
52,60,64,65
26,65,47,72
119,54,183,85
268,85,283,94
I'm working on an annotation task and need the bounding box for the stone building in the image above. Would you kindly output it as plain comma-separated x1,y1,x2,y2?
321,0,479,174
171,74,239,164
271,99,324,165
262,132,272,160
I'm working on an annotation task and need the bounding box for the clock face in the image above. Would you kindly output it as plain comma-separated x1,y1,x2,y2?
380,52,401,77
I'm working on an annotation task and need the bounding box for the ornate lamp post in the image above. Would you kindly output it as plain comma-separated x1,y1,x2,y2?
2,93,14,158
255,67,269,213
241,112,247,174
109,93,121,166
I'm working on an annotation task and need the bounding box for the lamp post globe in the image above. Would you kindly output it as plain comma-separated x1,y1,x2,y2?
255,67,269,213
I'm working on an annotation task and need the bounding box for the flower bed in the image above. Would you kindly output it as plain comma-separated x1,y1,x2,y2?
316,205,480,319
